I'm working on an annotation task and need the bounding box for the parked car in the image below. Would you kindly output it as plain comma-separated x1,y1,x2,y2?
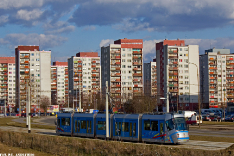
202,115,211,121
225,115,234,122
21,113,33,117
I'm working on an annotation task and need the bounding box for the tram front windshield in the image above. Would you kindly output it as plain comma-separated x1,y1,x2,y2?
174,117,187,131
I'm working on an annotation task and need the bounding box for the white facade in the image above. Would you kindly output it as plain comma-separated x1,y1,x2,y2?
7,63,15,105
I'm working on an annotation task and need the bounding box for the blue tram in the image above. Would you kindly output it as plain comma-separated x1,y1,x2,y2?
56,112,189,144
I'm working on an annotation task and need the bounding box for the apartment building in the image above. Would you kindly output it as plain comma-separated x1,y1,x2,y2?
200,48,234,109
68,52,101,110
15,46,51,113
156,39,199,111
144,59,157,97
101,38,143,111
0,57,15,113
51,61,68,106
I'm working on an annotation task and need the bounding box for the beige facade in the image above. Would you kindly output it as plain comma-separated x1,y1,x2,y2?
68,52,101,110
200,48,234,108
15,46,51,113
101,38,143,111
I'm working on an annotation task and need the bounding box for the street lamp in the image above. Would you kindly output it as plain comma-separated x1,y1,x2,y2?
189,62,201,128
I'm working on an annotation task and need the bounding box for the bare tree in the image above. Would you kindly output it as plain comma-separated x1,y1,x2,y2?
40,95,51,116
123,95,157,114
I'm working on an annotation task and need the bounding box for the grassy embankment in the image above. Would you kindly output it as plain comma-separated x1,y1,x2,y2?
0,117,55,130
0,142,53,156
0,130,234,156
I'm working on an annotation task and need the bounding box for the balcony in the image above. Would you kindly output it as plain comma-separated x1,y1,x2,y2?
209,58,216,61
115,56,121,59
173,62,178,64
209,72,217,75
133,68,141,71
210,77,217,79
133,56,142,59
169,67,178,70
168,56,177,59
133,51,142,54
74,79,82,82
113,79,121,82
133,73,142,76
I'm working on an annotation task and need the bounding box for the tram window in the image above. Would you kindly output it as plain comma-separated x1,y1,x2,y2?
133,123,136,136
78,120,80,132
130,123,132,136
61,118,70,126
144,121,150,130
151,121,158,131
160,123,164,134
81,120,86,129
65,118,70,126
118,122,122,135
86,121,89,133
115,122,118,135
61,118,65,126
89,121,92,133
122,122,129,132
166,119,174,131
98,121,106,130
75,120,77,132
58,119,60,127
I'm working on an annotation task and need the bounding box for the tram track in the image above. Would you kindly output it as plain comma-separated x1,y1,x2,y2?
0,126,233,151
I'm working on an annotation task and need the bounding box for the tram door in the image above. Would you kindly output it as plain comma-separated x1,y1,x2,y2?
159,120,165,140
86,120,92,135
115,122,122,136
129,122,137,139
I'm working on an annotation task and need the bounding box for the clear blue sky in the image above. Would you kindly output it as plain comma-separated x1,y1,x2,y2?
0,0,234,63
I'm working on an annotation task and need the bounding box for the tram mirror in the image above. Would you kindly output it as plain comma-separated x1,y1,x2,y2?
54,120,57,125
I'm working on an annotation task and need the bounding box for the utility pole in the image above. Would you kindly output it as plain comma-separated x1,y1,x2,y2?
26,83,29,128
106,81,109,140
27,82,31,133
4,99,6,117
166,65,169,113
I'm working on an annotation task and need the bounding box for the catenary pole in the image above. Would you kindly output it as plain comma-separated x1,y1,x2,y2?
106,81,109,140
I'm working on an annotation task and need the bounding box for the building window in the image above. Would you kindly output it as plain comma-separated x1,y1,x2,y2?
122,48,125,51
122,65,126,68
122,59,125,62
